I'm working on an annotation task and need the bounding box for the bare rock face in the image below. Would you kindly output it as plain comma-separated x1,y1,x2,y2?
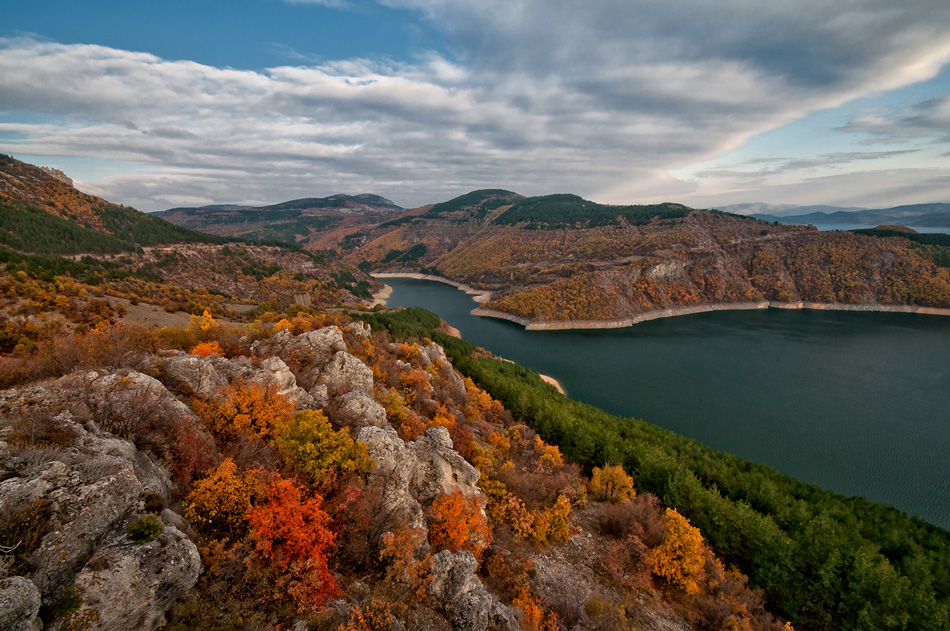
252,326,346,369
355,427,482,530
422,343,466,392
71,524,201,631
0,577,42,631
429,550,519,631
332,390,388,428
347,321,371,339
294,327,348,364
0,409,199,629
256,356,316,408
156,355,228,398
158,353,315,409
319,351,374,395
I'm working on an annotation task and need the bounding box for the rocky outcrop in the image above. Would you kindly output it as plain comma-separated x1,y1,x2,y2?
155,355,227,398
71,524,201,631
0,577,41,631
332,390,388,428
319,351,374,395
355,426,482,530
0,411,200,631
159,353,317,408
429,550,519,631
251,326,347,368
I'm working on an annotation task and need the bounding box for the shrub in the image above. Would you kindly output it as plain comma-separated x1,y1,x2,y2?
126,514,165,542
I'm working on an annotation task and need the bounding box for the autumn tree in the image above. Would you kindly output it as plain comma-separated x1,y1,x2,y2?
648,508,707,595
194,380,294,441
590,464,635,503
427,491,492,561
247,473,339,611
273,410,374,486
189,340,223,357
184,458,259,532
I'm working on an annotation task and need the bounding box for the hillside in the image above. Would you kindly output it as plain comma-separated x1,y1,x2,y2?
342,191,950,325
0,307,798,631
155,193,404,244
0,156,380,350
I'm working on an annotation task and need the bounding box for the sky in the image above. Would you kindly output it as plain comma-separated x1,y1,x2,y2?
1,0,949,213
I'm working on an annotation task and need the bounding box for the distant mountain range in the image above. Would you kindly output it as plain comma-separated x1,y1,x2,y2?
155,194,403,243
718,202,950,228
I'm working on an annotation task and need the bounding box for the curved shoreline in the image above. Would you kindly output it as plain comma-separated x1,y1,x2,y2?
371,272,494,304
473,301,950,331
373,272,950,330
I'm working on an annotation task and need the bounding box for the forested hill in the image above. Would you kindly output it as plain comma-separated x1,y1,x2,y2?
154,192,404,244
0,154,229,254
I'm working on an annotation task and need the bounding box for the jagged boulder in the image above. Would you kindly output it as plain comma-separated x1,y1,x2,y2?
332,390,388,428
257,356,316,408
0,409,199,627
157,354,315,409
0,577,41,631
319,351,374,395
0,459,141,595
421,343,466,392
70,523,201,631
355,427,482,530
156,354,228,398
429,550,519,631
251,326,346,369
347,321,371,339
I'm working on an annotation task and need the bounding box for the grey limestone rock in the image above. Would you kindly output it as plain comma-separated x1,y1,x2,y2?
157,354,228,398
332,390,388,428
319,351,374,395
429,550,519,631
70,523,201,631
355,426,483,531
0,577,42,631
347,321,371,339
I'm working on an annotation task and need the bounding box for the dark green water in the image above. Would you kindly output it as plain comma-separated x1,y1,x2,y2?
384,277,950,529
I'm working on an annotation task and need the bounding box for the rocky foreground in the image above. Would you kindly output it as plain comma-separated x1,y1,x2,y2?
0,315,788,631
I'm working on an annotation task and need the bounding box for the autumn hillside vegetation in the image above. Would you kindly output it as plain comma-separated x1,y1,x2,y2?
357,309,950,631
1,307,794,631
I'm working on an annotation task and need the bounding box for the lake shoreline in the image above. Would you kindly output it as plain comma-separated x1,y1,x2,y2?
374,272,950,330
371,272,493,305
474,301,950,330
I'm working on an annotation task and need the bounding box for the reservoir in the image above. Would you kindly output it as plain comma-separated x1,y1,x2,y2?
383,276,950,529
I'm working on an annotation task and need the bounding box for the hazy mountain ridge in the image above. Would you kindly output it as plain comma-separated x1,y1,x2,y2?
155,194,404,243
746,202,950,227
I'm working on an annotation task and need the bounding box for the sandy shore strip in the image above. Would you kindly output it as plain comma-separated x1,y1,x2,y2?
371,284,393,306
539,374,566,395
371,272,494,304
473,301,950,331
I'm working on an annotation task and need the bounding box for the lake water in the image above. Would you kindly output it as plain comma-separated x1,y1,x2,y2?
383,277,950,529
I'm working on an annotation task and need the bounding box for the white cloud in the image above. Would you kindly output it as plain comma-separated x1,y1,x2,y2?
1,0,950,211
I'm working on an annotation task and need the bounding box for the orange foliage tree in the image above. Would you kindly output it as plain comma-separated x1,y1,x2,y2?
189,340,223,357
247,473,339,611
194,380,294,441
427,491,492,561
648,508,707,595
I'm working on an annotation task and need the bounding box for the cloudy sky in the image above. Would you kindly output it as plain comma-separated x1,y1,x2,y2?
2,0,949,212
